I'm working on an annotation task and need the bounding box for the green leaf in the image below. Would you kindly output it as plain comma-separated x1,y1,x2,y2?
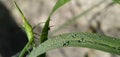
50,0,71,15
29,32,120,57
39,0,70,57
40,0,70,43
40,0,71,43
113,0,120,4
14,1,34,57
14,1,34,42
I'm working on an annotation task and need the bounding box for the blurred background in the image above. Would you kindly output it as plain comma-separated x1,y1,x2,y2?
0,0,120,57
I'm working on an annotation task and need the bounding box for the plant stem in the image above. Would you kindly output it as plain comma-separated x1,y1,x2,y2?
19,41,32,57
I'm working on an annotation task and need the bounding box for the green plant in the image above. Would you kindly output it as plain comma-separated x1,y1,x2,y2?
113,0,120,4
14,0,120,57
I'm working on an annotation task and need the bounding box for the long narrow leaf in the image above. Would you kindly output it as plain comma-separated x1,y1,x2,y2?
50,0,71,15
39,0,70,57
29,32,120,57
14,1,34,57
14,1,34,42
40,0,70,43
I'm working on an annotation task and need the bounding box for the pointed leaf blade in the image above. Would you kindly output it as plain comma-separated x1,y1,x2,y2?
14,1,34,41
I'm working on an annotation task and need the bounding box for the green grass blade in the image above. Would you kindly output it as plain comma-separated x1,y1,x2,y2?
40,17,50,43
113,0,120,4
29,32,120,57
50,0,71,15
40,0,71,43
14,1,34,41
39,18,50,57
39,0,70,57
14,1,34,57
51,0,104,34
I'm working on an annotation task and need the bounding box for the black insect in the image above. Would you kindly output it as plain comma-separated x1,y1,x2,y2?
71,33,77,38
81,38,84,42
78,40,81,43
117,47,120,50
78,38,84,43
63,41,69,46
